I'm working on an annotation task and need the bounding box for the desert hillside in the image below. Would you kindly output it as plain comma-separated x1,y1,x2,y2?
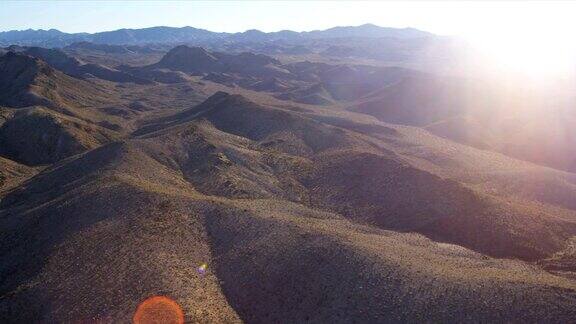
1,21,576,323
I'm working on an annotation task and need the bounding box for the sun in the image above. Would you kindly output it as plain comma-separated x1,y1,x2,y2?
455,2,576,78
470,28,576,78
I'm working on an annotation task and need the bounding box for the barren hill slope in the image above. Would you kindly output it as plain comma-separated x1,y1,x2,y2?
18,46,152,84
1,92,576,322
0,107,117,165
140,93,576,260
0,52,210,166
1,43,576,323
145,45,288,79
0,52,111,116
0,156,36,193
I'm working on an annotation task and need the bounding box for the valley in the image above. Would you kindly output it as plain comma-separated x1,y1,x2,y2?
1,23,576,322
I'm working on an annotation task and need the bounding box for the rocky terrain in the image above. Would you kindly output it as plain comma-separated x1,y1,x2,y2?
1,24,576,322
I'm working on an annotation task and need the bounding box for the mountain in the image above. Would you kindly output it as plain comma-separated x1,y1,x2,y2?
64,41,166,55
275,83,335,105
90,26,223,45
120,45,292,85
0,28,89,47
0,52,58,108
2,91,576,321
0,51,185,166
0,51,121,119
61,42,169,67
108,44,576,173
151,45,285,75
1,32,576,322
0,24,431,47
0,107,117,165
305,23,431,39
4,46,152,84
152,46,224,73
344,73,576,172
0,155,35,193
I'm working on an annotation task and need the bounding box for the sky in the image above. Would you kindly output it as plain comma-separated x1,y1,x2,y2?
1,1,575,76
0,1,573,36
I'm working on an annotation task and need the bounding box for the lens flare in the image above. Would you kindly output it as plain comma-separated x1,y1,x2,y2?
133,296,184,324
197,263,208,275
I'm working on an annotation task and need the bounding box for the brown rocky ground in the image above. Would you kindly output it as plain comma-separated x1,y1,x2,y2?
1,48,576,322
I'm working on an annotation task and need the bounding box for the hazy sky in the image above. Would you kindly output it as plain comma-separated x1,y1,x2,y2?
0,1,573,36
2,0,575,75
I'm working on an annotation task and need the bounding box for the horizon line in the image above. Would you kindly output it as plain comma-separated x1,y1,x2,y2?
0,23,428,35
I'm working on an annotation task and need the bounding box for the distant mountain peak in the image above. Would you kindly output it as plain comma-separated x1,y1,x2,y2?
242,29,265,34
359,23,379,28
156,45,220,72
0,24,432,47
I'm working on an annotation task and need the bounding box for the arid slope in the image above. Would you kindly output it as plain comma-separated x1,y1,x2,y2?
1,47,576,323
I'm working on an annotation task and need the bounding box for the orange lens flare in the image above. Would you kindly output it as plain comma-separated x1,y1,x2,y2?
133,296,184,324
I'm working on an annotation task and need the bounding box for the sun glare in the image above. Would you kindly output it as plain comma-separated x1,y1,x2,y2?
470,28,576,78
366,1,576,78
456,2,576,77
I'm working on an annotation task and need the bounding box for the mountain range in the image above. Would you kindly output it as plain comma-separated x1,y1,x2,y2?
1,24,576,322
0,24,431,47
